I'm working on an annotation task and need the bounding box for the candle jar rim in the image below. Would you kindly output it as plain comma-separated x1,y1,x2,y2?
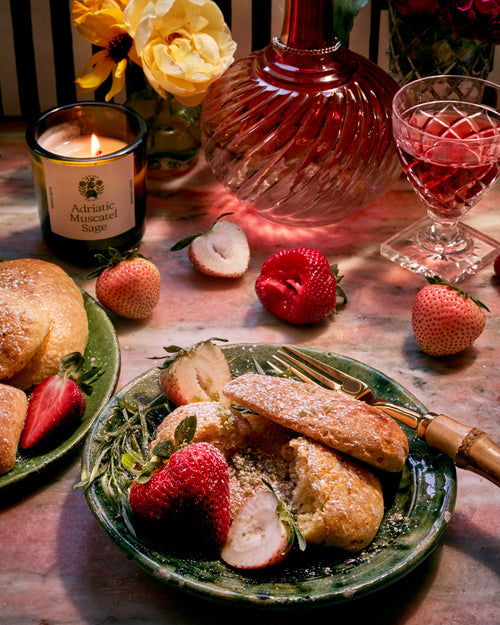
26,101,147,162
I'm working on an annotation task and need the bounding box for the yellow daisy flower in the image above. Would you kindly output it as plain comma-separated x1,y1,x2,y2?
72,0,141,101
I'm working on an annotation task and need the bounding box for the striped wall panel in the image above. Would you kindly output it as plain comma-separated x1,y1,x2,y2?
1,0,498,120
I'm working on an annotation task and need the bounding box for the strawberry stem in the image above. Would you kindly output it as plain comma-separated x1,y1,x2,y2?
170,213,235,251
88,247,150,278
331,264,347,305
262,479,306,553
58,352,104,395
425,275,490,312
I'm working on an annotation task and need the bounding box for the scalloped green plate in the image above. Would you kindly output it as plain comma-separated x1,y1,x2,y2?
0,290,120,490
82,343,456,608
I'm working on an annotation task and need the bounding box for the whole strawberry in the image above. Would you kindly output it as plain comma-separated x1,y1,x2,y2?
21,352,103,450
494,254,500,277
255,247,346,325
89,248,160,319
411,276,489,357
129,441,230,549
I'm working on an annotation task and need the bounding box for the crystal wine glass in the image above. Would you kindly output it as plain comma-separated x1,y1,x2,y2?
381,75,500,284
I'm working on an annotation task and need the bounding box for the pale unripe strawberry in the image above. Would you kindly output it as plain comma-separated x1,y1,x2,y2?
171,214,250,278
89,248,160,320
411,277,488,357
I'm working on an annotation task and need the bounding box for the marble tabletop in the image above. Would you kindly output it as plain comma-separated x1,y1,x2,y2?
1,120,499,625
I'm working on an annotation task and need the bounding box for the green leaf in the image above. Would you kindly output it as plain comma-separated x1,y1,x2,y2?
151,439,174,459
331,264,348,305
334,0,370,46
174,415,197,448
170,232,203,251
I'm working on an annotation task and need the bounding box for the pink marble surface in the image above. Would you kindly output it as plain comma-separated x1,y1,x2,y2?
0,120,499,624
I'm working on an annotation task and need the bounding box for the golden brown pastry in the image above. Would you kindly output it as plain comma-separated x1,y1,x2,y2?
223,373,409,472
152,401,386,551
0,383,28,475
0,259,89,389
283,436,384,551
0,288,51,380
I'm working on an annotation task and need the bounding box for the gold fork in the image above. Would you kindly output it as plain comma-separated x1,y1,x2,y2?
268,345,500,487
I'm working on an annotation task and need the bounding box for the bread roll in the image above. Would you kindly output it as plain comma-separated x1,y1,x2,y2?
152,401,386,551
284,436,384,551
0,259,88,389
0,288,51,379
0,383,28,474
223,373,409,472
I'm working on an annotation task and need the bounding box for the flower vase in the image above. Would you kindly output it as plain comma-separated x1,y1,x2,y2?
388,3,494,86
126,87,201,179
200,0,401,227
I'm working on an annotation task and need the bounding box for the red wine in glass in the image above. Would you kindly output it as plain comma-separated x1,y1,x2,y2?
381,75,500,284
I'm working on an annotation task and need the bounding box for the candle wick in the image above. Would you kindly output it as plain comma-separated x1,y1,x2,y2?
96,149,103,156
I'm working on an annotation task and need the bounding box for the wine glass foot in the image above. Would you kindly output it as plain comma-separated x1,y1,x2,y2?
380,216,500,284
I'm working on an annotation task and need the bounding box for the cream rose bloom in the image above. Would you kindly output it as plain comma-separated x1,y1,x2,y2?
124,0,236,106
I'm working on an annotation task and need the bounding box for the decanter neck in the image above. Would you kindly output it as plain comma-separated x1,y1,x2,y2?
279,0,337,52
256,0,357,88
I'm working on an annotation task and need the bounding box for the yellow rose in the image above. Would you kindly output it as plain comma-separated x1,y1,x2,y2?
124,0,237,106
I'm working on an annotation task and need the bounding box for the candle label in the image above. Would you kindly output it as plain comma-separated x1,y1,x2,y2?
42,155,136,240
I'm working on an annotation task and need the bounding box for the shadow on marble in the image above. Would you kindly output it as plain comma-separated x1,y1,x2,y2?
447,510,500,577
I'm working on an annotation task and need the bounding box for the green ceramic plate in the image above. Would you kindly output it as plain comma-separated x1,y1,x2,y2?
82,343,456,608
0,290,120,490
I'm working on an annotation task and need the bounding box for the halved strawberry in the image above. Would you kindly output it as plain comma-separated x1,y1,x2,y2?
171,214,250,278
20,352,103,450
221,483,305,569
159,340,232,406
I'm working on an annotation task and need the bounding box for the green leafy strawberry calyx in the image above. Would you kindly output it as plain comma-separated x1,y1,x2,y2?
122,415,197,483
58,352,104,396
88,247,150,279
170,213,235,251
425,275,490,312
153,338,228,370
331,264,347,305
262,479,306,554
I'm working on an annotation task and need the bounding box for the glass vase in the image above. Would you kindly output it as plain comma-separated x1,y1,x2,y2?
126,86,201,179
388,3,494,86
200,0,401,227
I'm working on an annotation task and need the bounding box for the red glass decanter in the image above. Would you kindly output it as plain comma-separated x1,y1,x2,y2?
201,0,401,227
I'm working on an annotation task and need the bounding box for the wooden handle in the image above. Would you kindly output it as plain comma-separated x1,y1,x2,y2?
424,414,500,487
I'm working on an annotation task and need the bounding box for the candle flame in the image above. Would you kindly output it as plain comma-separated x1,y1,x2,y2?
91,134,102,157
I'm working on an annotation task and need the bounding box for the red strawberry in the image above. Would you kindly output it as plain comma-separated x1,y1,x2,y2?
129,441,230,549
89,248,160,319
221,482,305,569
255,247,346,325
493,254,500,277
411,276,489,357
21,352,103,450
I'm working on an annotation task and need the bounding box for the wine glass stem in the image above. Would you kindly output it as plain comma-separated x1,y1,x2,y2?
417,214,471,255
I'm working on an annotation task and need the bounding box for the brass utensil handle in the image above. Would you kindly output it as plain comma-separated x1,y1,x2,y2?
424,414,500,488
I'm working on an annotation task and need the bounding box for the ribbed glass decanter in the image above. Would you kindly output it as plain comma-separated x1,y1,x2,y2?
201,0,401,227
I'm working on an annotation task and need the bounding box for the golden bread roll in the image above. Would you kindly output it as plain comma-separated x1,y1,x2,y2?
223,373,409,472
0,287,51,379
0,383,28,475
283,436,384,551
151,401,255,457
0,259,88,389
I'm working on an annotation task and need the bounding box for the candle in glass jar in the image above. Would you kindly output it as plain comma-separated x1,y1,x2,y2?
39,130,127,158
26,103,147,265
